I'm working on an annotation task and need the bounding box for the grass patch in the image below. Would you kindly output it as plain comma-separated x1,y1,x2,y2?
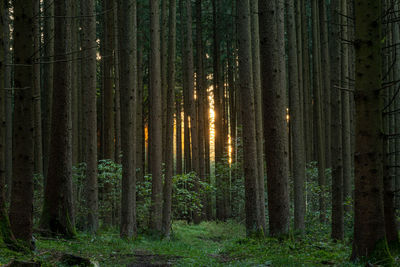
0,221,367,266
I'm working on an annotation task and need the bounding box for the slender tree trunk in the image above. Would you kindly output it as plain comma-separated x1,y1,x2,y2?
176,93,183,175
103,0,115,162
137,27,144,183
250,0,266,234
259,0,290,237
301,0,313,163
319,0,331,169
114,0,121,164
237,0,261,236
196,0,207,220
312,0,326,222
42,0,54,181
3,0,12,203
71,1,79,166
40,0,75,238
162,0,176,237
149,0,163,233
330,0,344,241
0,1,19,249
118,0,137,238
286,0,306,232
341,0,352,214
161,0,168,166
9,0,35,247
33,0,43,176
81,0,99,233
351,0,388,260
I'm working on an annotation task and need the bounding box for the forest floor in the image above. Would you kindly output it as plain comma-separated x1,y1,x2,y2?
0,221,366,266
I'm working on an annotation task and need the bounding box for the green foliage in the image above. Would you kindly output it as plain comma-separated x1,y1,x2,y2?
0,221,367,266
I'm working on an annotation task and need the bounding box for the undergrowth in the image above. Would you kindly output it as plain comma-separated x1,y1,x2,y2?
0,221,365,266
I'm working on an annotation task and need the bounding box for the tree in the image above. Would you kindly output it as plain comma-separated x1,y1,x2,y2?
259,0,290,237
40,0,75,238
250,0,266,234
0,1,19,250
237,0,262,236
81,0,99,233
149,0,163,233
9,0,35,248
351,0,388,260
118,0,137,238
286,0,306,232
330,0,344,241
162,0,176,237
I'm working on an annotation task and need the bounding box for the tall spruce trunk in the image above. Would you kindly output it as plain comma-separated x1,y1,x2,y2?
286,0,306,232
149,0,163,232
259,0,290,236
162,0,176,237
351,0,388,260
40,0,75,238
81,0,99,233
9,0,35,247
118,0,137,238
330,0,344,241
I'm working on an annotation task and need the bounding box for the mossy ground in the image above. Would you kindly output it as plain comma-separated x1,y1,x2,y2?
0,221,391,266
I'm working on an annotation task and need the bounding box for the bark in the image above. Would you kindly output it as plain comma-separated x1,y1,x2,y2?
40,0,75,238
71,1,79,166
301,0,313,163
114,0,121,163
176,92,183,175
351,0,388,260
330,0,344,241
341,0,352,214
42,0,54,180
184,0,200,223
137,27,144,183
162,0,176,237
33,0,43,176
259,0,290,237
161,0,168,165
4,1,12,202
250,0,266,234
213,0,225,221
286,0,306,232
9,0,35,247
0,1,19,250
149,0,163,233
195,0,207,220
103,0,115,161
118,0,137,238
81,0,99,233
319,0,331,169
311,0,326,222
237,0,262,236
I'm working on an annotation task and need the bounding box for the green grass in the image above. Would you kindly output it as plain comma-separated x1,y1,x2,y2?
0,221,366,266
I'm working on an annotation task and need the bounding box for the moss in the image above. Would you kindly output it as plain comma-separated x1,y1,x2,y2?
367,238,394,266
0,209,30,253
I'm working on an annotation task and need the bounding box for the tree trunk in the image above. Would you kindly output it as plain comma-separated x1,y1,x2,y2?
250,0,266,234
286,0,306,232
40,0,75,238
311,0,326,222
33,0,43,177
0,1,19,249
237,0,262,236
259,0,290,237
42,0,54,181
114,0,121,164
341,0,352,214
118,0,137,238
9,0,35,247
162,0,176,237
81,0,99,233
330,0,344,241
351,0,388,260
149,0,163,233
